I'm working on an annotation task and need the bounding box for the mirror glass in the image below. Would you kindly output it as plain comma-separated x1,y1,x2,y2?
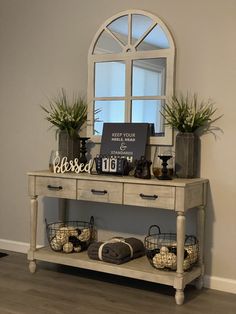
95,61,126,97
94,100,125,135
132,100,164,134
137,24,170,51
88,10,175,144
131,14,153,45
93,31,123,54
107,15,129,45
132,58,166,97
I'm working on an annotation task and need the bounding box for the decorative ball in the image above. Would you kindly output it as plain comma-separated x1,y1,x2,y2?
50,237,62,252
68,226,78,237
186,245,198,264
55,231,68,245
69,236,81,247
59,227,70,236
183,257,191,270
63,242,74,253
165,253,177,269
152,250,177,270
160,246,169,254
153,253,165,269
78,228,90,242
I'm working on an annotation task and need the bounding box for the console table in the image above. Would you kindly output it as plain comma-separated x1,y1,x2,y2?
27,170,208,305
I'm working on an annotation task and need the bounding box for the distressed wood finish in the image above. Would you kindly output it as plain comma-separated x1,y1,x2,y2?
27,170,208,305
28,196,38,273
77,179,123,204
35,176,77,199
175,212,186,304
124,183,175,209
33,247,201,287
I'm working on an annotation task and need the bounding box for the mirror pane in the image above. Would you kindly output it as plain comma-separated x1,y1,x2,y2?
95,61,126,97
94,100,125,135
107,15,129,45
132,58,166,96
137,24,170,51
131,14,153,45
94,30,123,54
132,100,164,134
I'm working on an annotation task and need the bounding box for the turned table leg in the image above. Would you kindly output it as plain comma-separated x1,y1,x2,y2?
174,211,186,305
195,204,205,289
28,195,38,273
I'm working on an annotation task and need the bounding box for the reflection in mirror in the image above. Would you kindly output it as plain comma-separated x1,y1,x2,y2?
132,58,166,97
132,100,164,134
131,14,153,45
93,30,123,54
94,100,125,135
107,15,129,45
137,25,170,51
95,61,126,97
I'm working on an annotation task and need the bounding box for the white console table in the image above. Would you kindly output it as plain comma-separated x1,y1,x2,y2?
27,170,208,305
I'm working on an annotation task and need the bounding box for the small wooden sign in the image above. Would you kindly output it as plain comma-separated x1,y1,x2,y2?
100,123,149,163
53,156,93,174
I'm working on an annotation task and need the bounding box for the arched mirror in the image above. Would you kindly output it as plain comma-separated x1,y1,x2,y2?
87,10,175,145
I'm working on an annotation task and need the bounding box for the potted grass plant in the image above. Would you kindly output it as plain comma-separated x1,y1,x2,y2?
161,93,222,178
41,88,88,161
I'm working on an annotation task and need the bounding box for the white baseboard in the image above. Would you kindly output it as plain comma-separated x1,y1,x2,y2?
1,239,235,294
204,275,236,294
0,239,29,253
0,239,42,254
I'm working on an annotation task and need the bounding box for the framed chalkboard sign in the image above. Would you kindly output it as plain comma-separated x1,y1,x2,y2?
100,123,149,163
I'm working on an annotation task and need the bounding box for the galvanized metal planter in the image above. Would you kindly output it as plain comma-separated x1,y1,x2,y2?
175,132,200,178
58,130,80,161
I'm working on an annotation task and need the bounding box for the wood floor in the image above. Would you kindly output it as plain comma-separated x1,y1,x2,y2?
0,250,235,314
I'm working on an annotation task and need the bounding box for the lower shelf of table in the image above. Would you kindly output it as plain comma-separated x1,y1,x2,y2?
29,247,201,288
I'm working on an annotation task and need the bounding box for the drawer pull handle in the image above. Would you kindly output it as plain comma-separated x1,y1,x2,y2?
47,185,63,191
139,193,158,200
91,189,107,195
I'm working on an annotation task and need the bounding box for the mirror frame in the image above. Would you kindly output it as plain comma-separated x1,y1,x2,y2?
87,9,175,145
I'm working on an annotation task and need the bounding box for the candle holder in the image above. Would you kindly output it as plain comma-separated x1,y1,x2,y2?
152,146,173,180
157,155,173,180
79,137,90,164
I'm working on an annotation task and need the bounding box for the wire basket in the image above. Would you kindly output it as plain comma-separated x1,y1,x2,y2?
46,216,94,253
144,225,198,271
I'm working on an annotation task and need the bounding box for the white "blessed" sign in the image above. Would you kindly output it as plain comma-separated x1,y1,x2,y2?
53,156,93,174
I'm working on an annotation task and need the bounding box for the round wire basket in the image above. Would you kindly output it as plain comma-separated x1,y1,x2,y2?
46,216,94,253
144,225,198,271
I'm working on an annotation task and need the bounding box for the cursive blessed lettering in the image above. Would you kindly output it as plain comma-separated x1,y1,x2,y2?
53,156,93,174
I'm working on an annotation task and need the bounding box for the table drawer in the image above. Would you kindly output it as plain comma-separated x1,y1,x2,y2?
35,176,76,199
77,180,123,204
124,183,175,210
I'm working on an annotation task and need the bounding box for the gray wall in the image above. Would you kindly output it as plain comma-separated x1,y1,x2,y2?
0,0,236,291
